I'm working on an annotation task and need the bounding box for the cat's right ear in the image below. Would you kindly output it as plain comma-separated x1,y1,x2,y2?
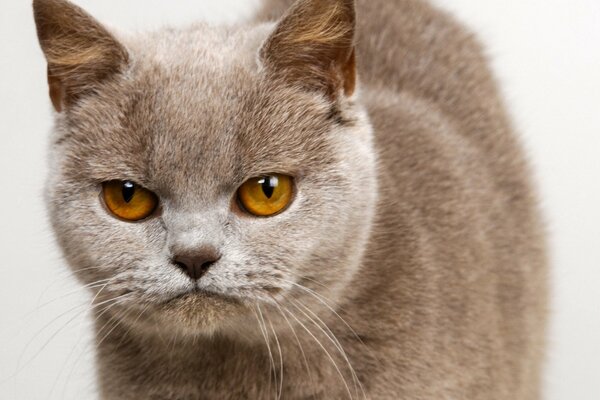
33,0,129,112
259,0,356,100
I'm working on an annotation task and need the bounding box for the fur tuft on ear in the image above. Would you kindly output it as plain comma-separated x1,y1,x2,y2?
260,0,357,99
33,0,129,112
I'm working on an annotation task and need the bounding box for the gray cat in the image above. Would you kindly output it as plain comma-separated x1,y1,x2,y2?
33,0,547,398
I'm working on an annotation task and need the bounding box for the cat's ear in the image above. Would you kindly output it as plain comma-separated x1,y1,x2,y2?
33,0,129,112
259,0,356,99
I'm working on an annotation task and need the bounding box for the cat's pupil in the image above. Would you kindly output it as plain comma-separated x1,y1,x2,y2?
122,181,135,203
261,176,277,199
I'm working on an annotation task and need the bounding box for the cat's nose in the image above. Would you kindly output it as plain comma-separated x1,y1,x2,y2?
173,247,221,280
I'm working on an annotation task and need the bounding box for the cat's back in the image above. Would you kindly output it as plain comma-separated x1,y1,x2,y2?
361,1,547,398
258,1,547,398
358,1,547,398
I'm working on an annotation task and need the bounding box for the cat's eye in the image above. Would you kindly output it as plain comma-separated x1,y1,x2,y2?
237,174,294,217
102,180,158,221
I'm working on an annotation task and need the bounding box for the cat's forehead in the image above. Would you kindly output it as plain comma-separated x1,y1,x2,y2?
61,24,338,202
132,23,268,68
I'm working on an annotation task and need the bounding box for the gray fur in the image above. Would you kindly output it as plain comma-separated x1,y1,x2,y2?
33,0,547,398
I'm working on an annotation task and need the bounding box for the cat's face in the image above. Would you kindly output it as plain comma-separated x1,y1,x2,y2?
38,0,376,337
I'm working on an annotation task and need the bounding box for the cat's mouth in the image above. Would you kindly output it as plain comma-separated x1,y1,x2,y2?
103,288,247,338
165,286,238,305
143,286,249,334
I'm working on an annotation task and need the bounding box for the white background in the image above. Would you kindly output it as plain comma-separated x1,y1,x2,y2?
0,0,598,399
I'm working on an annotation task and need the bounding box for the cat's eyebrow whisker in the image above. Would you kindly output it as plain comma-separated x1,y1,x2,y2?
269,296,315,392
289,297,366,399
279,301,355,400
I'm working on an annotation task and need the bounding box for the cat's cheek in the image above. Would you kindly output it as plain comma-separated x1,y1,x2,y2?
49,184,170,290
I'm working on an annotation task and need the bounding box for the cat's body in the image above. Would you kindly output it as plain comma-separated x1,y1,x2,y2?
33,0,546,399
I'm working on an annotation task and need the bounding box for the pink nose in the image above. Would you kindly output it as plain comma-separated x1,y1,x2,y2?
173,247,221,280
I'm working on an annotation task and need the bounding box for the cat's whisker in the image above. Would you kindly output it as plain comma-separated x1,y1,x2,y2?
45,265,107,286
289,297,366,399
63,293,139,395
69,265,108,275
49,307,92,400
4,280,113,357
95,295,137,349
286,279,383,368
33,266,111,310
15,292,129,379
87,274,119,300
16,278,112,328
269,277,370,398
267,313,284,400
51,294,134,399
282,269,330,290
115,303,150,349
91,294,133,328
269,296,315,392
35,265,96,292
16,301,90,374
280,279,373,355
257,303,279,400
169,317,181,356
253,305,276,399
279,302,355,400
10,304,87,383
30,278,113,315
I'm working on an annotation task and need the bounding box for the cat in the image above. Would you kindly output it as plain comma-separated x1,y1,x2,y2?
33,0,547,398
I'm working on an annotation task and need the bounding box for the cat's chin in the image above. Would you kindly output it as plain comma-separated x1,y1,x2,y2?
116,290,255,338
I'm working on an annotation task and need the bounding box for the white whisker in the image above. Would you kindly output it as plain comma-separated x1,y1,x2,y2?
279,303,355,399
267,313,284,400
270,297,315,392
290,297,366,399
254,304,276,399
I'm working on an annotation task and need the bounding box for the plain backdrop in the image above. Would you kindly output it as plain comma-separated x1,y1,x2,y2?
0,0,599,399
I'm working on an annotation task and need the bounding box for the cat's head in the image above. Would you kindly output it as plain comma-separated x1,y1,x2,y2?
34,0,376,337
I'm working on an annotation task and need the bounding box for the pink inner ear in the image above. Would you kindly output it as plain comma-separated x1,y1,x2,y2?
342,48,357,97
48,67,63,113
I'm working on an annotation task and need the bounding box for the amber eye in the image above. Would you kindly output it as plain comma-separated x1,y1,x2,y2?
237,174,294,217
102,180,158,221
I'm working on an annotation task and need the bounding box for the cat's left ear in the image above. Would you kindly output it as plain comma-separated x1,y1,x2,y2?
259,0,356,99
33,0,129,112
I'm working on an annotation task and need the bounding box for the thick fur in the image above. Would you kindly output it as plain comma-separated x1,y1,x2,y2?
34,0,547,399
